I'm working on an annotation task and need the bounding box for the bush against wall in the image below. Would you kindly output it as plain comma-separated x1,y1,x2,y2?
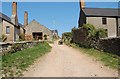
72,24,107,48
95,28,107,39
62,32,72,45
82,24,96,37
83,24,107,39
72,24,120,56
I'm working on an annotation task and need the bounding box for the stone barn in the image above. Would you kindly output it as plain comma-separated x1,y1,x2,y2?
24,18,53,41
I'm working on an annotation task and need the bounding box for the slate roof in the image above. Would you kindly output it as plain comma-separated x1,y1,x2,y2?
82,8,120,17
0,12,11,22
0,12,23,27
25,20,52,32
51,30,58,34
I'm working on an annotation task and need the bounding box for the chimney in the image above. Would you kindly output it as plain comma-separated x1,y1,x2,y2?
11,2,18,25
24,11,28,26
80,0,85,9
12,2,17,15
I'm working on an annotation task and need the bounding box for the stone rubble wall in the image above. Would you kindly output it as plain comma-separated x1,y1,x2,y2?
96,37,120,56
72,28,120,56
0,41,43,55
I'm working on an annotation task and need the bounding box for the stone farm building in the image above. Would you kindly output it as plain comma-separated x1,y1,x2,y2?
79,0,120,37
0,2,55,42
24,19,53,41
0,2,25,42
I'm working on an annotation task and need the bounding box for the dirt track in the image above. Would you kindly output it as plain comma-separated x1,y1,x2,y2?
23,41,118,77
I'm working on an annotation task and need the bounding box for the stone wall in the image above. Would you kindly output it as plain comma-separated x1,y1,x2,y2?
72,28,87,44
72,28,120,56
0,41,43,55
96,37,120,56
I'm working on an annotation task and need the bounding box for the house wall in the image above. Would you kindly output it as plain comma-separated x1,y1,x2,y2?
118,18,120,36
86,17,117,37
0,18,2,41
79,10,86,27
25,21,53,41
14,26,20,41
20,27,25,34
2,20,14,42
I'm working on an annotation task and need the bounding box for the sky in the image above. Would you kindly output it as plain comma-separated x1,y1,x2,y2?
1,0,120,2
1,1,119,37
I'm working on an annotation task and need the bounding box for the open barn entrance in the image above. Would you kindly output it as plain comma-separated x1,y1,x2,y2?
119,27,120,36
32,32,43,40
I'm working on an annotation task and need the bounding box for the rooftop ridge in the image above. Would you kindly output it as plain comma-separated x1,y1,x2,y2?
84,7,119,9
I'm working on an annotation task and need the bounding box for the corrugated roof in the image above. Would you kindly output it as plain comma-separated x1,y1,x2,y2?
82,8,120,17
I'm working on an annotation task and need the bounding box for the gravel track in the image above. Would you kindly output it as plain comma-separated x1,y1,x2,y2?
23,41,118,77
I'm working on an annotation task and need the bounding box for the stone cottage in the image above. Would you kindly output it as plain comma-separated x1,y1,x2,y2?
24,12,53,41
0,2,25,42
79,0,120,37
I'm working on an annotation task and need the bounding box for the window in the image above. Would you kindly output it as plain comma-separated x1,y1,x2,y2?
102,18,107,25
6,26,10,34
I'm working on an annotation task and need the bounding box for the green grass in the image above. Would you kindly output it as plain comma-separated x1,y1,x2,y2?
68,43,119,69
2,42,51,77
48,41,54,44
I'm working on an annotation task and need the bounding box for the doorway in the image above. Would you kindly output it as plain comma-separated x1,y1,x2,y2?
32,32,43,40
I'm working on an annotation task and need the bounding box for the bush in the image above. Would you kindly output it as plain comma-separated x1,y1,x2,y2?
62,32,72,38
62,32,72,44
95,29,107,39
72,24,108,48
83,24,107,39
83,24,96,37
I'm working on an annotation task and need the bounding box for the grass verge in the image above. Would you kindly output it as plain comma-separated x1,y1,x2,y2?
67,43,119,69
2,42,51,77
